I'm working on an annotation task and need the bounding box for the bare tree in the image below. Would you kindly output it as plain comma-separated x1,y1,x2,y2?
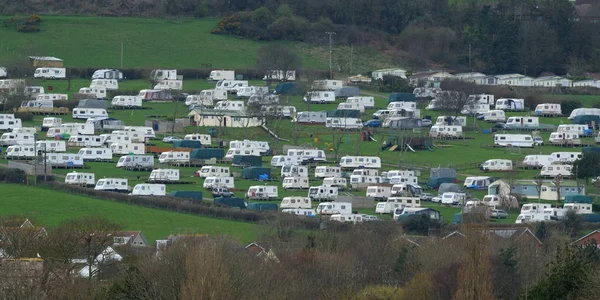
534,177,545,202
435,90,473,118
257,44,301,89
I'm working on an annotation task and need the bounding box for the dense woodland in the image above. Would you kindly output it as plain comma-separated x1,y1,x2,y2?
1,0,600,75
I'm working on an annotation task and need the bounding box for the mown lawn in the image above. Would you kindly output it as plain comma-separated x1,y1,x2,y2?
0,183,258,244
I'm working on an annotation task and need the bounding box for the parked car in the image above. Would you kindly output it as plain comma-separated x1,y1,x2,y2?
162,136,182,143
420,193,434,201
491,209,509,219
534,136,544,146
431,196,442,203
421,119,432,127
362,214,381,221
363,119,382,128
212,187,234,198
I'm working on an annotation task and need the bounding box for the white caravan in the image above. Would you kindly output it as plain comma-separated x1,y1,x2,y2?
316,201,352,215
22,85,45,97
436,116,467,126
481,110,506,122
461,103,490,115
315,166,341,178
309,186,339,201
247,94,279,105
183,134,211,146
237,86,269,98
429,125,463,138
311,80,343,91
467,94,495,105
224,148,262,159
110,130,145,143
516,203,552,224
352,169,379,177
493,134,534,147
229,140,271,154
158,151,190,164
350,175,382,187
480,159,513,171
131,184,166,196
376,197,421,214
568,108,600,120
77,147,113,161
214,100,245,111
72,108,108,120
209,70,235,81
534,103,562,116
522,155,555,169
270,155,303,167
387,101,416,111
203,176,235,189
280,197,312,209
215,80,248,92
0,133,34,146
347,96,375,108
5,145,36,159
78,87,107,99
116,155,154,169
65,172,95,186
149,169,180,182
36,94,68,101
540,164,573,178
92,69,123,80
326,117,363,129
94,178,129,192
264,70,296,81
304,91,335,104
366,186,391,200
505,116,539,129
151,69,178,81
463,176,494,189
34,67,66,79
323,177,348,190
287,149,327,162
46,123,94,138
261,105,296,118
124,126,155,139
550,152,582,164
246,186,278,200
197,166,230,178
549,132,580,145
110,143,145,155
337,102,365,113
495,98,525,111
154,80,183,90
563,203,593,214
90,79,119,91
36,140,66,152
557,124,592,136
330,214,364,224
111,96,142,108
67,135,106,147
42,117,62,130
100,133,133,146
44,153,84,168
388,176,418,185
281,165,309,178
282,209,317,217
385,170,418,178
282,177,310,189
185,90,228,107
339,156,382,169
0,116,21,131
441,192,466,205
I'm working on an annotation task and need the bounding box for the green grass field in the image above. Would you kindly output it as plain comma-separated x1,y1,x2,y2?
0,183,258,244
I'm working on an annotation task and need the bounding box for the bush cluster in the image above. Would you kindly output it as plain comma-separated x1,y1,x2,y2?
3,14,41,33
0,168,27,183
14,112,34,122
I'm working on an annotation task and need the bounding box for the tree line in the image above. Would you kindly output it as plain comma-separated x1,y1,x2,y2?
2,0,599,76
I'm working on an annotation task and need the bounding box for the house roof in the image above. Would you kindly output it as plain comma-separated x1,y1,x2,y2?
442,227,542,245
514,179,581,187
455,72,486,78
572,229,600,245
442,231,467,240
29,56,62,61
112,231,148,246
373,68,407,73
495,74,525,80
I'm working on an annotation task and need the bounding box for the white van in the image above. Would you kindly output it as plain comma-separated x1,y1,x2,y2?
42,117,62,130
534,103,562,116
65,172,95,186
322,177,348,190
95,178,129,192
183,134,211,146
522,155,555,169
67,135,106,147
34,67,66,79
270,155,303,167
131,184,166,196
5,145,36,159
347,96,375,108
481,110,506,122
281,165,309,177
91,79,119,90
203,176,235,189
72,108,108,120
304,91,335,103
366,186,391,200
280,197,312,209
196,166,230,178
339,156,382,169
441,192,466,205
36,140,66,153
550,152,582,164
309,186,339,201
148,169,180,182
326,117,364,129
112,96,142,108
493,134,534,148
158,151,190,164
77,147,113,161
315,166,341,178
282,177,310,189
316,201,352,215
540,165,573,178
0,133,34,146
78,87,107,99
110,143,145,155
246,186,278,200
330,214,364,224
480,159,513,171
429,125,463,138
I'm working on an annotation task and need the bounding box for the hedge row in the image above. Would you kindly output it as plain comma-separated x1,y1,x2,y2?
0,168,27,183
42,181,322,229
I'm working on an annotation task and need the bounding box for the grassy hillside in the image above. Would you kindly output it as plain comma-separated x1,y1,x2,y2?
0,183,258,244
0,16,325,69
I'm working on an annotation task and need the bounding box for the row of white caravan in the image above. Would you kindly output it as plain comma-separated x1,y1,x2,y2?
273,155,382,170
516,202,593,224
522,152,583,169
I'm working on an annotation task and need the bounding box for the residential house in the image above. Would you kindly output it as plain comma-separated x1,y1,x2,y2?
29,56,63,68
442,227,542,247
495,74,534,86
533,76,573,87
0,219,48,258
72,246,123,278
573,80,600,88
454,72,486,82
372,68,408,80
511,179,585,201
246,242,280,263
572,229,600,248
188,108,265,128
112,231,149,247
409,71,454,87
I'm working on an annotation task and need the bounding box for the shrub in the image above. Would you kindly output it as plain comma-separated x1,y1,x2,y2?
14,112,34,122
561,99,582,116
0,168,27,183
